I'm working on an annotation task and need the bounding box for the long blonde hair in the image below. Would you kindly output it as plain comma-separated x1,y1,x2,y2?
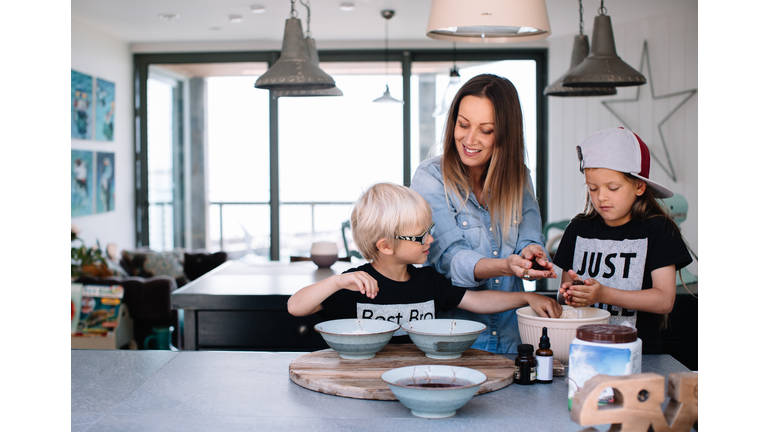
441,74,530,240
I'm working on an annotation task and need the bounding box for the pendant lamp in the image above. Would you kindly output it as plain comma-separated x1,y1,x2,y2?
544,0,616,97
561,1,646,87
254,0,335,91
432,43,462,117
272,1,343,98
373,10,402,104
272,38,343,98
426,0,551,43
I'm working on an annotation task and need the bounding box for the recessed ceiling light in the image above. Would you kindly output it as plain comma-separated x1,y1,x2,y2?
209,27,222,31
229,14,243,23
158,14,180,21
340,3,354,12
251,5,266,14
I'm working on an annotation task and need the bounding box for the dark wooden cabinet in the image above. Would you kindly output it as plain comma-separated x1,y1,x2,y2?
195,310,328,351
172,260,358,351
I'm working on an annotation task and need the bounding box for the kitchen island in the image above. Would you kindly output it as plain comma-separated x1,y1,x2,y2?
171,259,358,351
71,349,695,431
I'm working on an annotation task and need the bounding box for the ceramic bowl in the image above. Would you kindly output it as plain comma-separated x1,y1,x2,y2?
381,365,487,418
310,241,338,268
310,254,337,268
516,306,611,365
314,319,399,359
401,319,486,359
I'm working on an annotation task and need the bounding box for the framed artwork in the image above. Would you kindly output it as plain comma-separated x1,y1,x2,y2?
72,150,94,216
95,78,115,141
96,152,115,213
71,70,93,140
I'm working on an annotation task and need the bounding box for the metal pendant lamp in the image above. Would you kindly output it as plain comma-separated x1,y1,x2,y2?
373,10,402,104
272,1,343,98
432,43,462,117
254,0,335,91
544,0,616,97
426,0,551,43
561,1,646,88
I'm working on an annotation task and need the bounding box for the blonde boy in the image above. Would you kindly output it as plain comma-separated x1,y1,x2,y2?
287,182,561,344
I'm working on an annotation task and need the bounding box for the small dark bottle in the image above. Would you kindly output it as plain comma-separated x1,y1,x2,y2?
514,344,536,385
536,327,554,384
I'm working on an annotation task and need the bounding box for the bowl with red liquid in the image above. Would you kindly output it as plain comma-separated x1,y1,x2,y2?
381,365,487,418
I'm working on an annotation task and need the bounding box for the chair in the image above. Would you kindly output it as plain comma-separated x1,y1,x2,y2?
341,220,363,259
542,219,570,256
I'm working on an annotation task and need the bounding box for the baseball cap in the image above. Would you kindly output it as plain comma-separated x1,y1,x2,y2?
576,127,673,198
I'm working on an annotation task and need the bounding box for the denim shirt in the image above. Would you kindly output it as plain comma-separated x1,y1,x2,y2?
410,156,548,354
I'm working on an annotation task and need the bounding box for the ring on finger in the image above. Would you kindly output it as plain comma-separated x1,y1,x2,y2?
522,269,531,279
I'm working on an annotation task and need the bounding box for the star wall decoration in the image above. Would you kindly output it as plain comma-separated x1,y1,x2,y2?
601,41,697,182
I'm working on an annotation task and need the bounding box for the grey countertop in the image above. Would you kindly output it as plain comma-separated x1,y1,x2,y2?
71,349,693,432
171,260,359,310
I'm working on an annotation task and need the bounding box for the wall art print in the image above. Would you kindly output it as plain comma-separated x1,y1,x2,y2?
95,78,115,141
71,70,93,140
72,150,94,217
96,152,115,213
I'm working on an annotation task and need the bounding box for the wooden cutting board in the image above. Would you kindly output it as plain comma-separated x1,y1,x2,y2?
289,343,563,400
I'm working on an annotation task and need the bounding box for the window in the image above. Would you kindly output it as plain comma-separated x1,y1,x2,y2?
277,72,404,261
147,68,184,252
206,75,270,256
135,50,548,275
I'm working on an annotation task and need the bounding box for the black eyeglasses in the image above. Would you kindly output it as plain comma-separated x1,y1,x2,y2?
395,222,435,245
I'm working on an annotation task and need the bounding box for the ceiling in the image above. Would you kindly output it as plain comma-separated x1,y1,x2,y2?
71,0,695,49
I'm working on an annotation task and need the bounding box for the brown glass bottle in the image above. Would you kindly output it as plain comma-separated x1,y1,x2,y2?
535,327,554,384
514,344,536,385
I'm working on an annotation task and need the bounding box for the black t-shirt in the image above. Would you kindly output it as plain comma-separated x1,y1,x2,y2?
553,216,692,354
320,263,467,343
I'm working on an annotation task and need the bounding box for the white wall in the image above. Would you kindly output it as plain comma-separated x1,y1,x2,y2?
71,17,135,250
546,9,698,275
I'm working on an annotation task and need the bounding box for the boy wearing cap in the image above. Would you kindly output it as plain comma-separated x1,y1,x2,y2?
554,127,692,354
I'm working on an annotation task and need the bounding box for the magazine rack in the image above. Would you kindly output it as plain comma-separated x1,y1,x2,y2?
71,304,133,350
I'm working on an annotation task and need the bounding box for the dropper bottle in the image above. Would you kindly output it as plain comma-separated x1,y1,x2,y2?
536,327,554,384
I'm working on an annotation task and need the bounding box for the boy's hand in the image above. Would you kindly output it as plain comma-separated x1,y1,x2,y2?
336,271,379,299
560,270,601,307
518,244,557,279
527,292,562,318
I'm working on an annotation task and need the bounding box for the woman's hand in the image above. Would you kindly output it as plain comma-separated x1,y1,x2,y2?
507,244,557,280
336,271,379,299
560,270,601,307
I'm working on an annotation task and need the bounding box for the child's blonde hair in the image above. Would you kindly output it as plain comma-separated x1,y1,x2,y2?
350,182,432,262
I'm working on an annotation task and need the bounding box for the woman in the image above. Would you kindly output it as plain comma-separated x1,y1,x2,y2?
410,74,560,354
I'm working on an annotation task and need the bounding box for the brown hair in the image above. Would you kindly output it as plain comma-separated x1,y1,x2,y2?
441,74,530,240
577,172,680,234
577,172,694,326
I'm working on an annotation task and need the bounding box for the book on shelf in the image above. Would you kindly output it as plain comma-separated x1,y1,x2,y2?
75,285,124,337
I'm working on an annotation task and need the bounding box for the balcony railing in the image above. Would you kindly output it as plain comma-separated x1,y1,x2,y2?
150,200,355,258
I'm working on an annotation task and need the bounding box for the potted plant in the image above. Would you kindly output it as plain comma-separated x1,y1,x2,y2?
71,224,111,279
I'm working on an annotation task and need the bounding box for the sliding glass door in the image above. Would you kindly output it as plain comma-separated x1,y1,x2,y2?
135,49,547,268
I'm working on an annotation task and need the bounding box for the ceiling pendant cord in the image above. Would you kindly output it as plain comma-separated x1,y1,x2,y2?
384,11,390,89
300,0,311,38
373,10,401,103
